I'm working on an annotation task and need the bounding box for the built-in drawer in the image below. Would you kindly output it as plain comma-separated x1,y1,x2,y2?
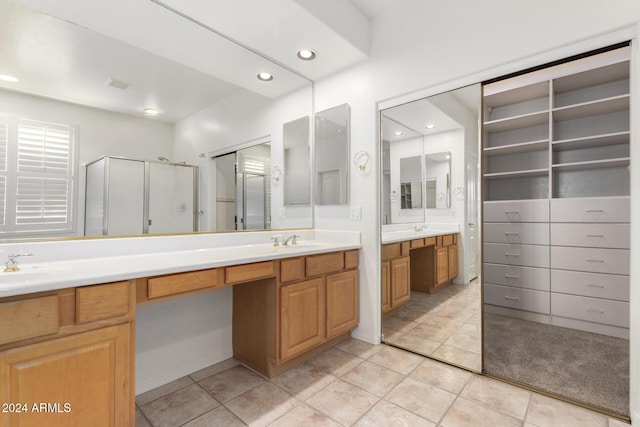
484,199,549,223
550,246,629,275
551,293,629,328
442,234,454,247
551,269,629,302
483,243,550,268
483,223,549,245
550,223,630,249
550,196,630,223
226,261,276,284
280,257,305,283
410,238,425,248
382,243,401,261
484,283,550,314
149,269,221,299
0,295,59,345
306,252,344,277
344,250,358,270
483,263,550,291
76,281,130,323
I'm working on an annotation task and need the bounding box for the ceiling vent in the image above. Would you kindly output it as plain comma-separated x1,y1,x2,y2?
104,78,131,90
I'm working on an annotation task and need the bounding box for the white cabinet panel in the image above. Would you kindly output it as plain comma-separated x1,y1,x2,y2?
550,223,629,249
484,223,549,245
483,243,550,268
484,263,550,291
550,196,630,223
484,284,550,314
551,269,629,301
550,246,629,275
484,200,549,223
551,293,629,328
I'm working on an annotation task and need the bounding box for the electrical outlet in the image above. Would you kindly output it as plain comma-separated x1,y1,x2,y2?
350,206,361,220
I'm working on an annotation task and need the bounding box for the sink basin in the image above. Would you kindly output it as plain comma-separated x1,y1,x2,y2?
0,265,70,285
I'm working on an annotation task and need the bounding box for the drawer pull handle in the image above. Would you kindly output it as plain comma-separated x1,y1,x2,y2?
504,296,520,301
586,259,604,263
504,211,520,214
504,232,520,236
504,274,519,279
586,209,604,213
586,307,604,314
586,234,604,238
504,253,519,257
586,283,605,288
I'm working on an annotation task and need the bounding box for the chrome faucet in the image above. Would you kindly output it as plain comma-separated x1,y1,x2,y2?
282,234,300,246
414,225,427,232
271,237,280,248
4,253,34,272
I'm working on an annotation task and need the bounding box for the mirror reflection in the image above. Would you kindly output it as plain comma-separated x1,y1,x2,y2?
315,104,350,205
283,116,311,207
380,84,482,372
0,0,312,241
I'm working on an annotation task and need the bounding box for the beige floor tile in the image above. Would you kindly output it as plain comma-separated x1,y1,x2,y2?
305,347,364,377
368,345,424,375
135,376,194,406
431,343,481,371
271,362,337,401
341,360,405,397
526,394,609,427
444,323,481,353
335,337,383,359
354,399,435,427
609,418,632,426
384,377,456,423
189,358,240,382
182,406,245,427
198,365,266,403
269,403,342,427
409,358,472,394
460,375,531,419
440,397,521,427
225,382,299,427
306,379,379,426
140,383,219,427
388,328,442,355
135,407,152,427
383,315,419,333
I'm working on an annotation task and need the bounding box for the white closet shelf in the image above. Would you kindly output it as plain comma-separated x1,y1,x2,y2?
553,61,629,93
551,157,630,172
484,168,549,180
552,94,629,121
484,139,549,156
552,131,629,151
484,111,548,133
485,81,549,106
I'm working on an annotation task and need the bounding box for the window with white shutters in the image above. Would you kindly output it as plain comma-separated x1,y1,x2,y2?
0,117,76,236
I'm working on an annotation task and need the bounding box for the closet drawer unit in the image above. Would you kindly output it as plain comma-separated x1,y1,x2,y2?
551,269,629,301
551,293,629,328
550,197,630,223
483,263,550,291
550,246,629,275
483,243,550,268
550,223,630,249
484,200,549,223
484,223,550,245
484,283,550,314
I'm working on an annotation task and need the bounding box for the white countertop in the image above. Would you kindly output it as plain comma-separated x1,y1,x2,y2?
0,239,360,298
381,224,459,244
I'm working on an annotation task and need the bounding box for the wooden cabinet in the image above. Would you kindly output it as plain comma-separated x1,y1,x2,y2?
0,281,135,427
448,244,459,279
326,270,358,339
381,261,391,313
280,278,326,360
390,257,410,308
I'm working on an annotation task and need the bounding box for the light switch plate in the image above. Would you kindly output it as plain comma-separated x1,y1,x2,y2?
350,206,361,220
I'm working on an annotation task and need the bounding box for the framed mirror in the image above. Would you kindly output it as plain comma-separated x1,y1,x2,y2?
314,104,350,205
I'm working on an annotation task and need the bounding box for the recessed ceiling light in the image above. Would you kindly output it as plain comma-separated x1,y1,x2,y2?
257,72,274,81
394,131,403,136
425,124,435,129
104,77,130,90
0,74,19,83
297,49,317,61
143,108,160,117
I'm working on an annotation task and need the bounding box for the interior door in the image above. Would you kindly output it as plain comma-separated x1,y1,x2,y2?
244,173,266,229
148,162,195,234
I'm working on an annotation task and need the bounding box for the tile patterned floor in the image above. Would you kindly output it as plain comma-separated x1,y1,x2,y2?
135,338,630,426
382,280,482,372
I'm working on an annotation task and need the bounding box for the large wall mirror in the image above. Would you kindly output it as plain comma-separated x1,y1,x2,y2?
314,104,350,205
0,0,313,241
380,84,482,372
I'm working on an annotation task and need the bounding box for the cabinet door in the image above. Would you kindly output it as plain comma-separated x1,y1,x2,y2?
0,323,132,427
436,247,449,285
381,261,391,313
448,245,459,280
391,257,410,308
280,278,326,361
326,270,359,339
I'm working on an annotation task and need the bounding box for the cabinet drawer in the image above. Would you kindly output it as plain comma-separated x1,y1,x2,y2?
149,269,220,299
442,234,454,246
410,238,425,248
483,263,550,291
280,257,305,283
306,252,344,277
382,243,401,261
484,199,549,223
551,293,629,328
550,197,630,223
0,295,59,345
550,246,629,275
484,223,549,245
424,236,436,246
483,243,550,268
226,261,276,284
484,284,550,314
551,269,629,301
344,250,359,270
76,281,130,323
550,223,630,249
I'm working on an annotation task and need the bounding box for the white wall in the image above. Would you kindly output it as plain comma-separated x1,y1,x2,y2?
0,89,174,237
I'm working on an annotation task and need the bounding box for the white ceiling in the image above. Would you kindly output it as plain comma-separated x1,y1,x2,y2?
0,0,377,124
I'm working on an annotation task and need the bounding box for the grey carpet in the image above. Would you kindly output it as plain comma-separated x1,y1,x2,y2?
483,312,629,416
